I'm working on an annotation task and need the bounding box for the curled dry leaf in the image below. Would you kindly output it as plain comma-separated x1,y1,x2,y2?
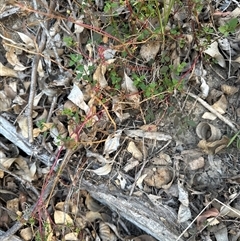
178,180,189,207
121,71,140,107
5,48,27,71
152,152,172,166
136,173,148,189
67,84,90,115
86,150,112,164
14,158,37,182
204,41,226,68
103,130,122,155
123,158,139,172
17,116,29,138
99,221,117,241
198,136,229,154
91,163,112,176
196,208,219,228
127,141,143,160
93,59,115,88
116,173,127,189
112,96,130,122
196,122,221,141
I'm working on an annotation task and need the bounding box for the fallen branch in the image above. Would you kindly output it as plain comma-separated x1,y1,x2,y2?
0,115,53,166
80,179,183,241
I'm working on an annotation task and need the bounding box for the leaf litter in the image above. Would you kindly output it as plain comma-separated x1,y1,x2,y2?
0,0,239,240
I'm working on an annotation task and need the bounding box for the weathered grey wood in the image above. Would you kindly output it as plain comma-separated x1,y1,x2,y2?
0,115,53,166
80,180,183,241
0,229,23,241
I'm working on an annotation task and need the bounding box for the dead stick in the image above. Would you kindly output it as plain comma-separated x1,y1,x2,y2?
187,92,238,132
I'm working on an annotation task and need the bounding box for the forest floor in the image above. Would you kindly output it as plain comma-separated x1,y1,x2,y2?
0,1,240,241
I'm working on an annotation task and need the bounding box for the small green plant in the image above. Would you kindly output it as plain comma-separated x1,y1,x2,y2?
218,18,239,36
63,36,75,47
227,130,240,149
109,69,122,89
36,119,47,130
68,53,94,82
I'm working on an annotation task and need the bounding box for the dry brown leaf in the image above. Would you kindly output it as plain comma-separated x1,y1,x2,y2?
67,84,90,114
74,15,84,34
91,163,112,176
143,166,173,188
33,123,54,137
85,211,102,222
196,208,219,228
204,41,226,68
188,157,205,170
64,232,78,241
103,130,122,155
54,210,73,225
152,152,172,166
0,62,18,77
140,41,160,62
93,59,115,88
127,141,143,160
14,158,36,182
99,221,117,241
85,194,103,212
17,32,35,48
121,71,140,107
20,227,33,241
0,91,11,111
5,48,27,71
212,95,227,114
18,116,29,138
197,136,229,154
202,112,217,120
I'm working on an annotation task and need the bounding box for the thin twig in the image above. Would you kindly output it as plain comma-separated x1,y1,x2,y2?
187,92,239,132
27,30,46,143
